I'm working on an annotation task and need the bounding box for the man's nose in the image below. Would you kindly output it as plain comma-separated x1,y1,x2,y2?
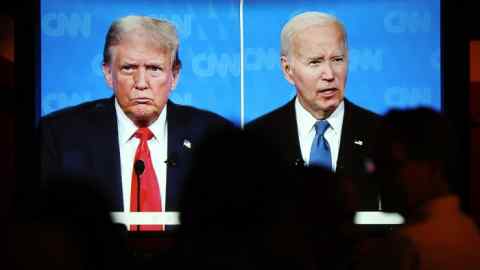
321,62,335,81
134,68,148,90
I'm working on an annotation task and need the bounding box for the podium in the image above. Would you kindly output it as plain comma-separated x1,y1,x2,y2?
110,212,180,227
109,212,181,263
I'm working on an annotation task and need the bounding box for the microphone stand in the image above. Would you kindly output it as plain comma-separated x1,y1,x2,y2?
136,173,140,231
134,160,145,231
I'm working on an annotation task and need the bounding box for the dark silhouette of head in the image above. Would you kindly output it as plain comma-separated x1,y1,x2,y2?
178,130,359,270
373,107,455,217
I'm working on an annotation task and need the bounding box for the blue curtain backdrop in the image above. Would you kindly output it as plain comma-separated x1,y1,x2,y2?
41,0,440,126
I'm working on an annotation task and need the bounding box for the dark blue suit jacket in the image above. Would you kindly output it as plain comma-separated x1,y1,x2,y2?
245,98,381,210
41,97,234,211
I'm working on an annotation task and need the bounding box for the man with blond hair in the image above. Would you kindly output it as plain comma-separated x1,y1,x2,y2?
246,12,381,210
41,16,233,230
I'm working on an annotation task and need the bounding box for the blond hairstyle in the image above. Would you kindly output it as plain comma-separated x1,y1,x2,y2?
103,15,181,71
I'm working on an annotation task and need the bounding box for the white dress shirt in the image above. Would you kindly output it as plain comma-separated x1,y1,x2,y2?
115,99,168,213
295,97,344,171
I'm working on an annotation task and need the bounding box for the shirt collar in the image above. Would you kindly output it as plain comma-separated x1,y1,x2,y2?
327,100,344,136
295,97,318,138
295,97,344,136
115,98,168,144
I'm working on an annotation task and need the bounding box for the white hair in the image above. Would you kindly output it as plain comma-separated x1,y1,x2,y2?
280,11,348,57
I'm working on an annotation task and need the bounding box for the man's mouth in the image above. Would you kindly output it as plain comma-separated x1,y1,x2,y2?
318,88,338,97
132,98,152,104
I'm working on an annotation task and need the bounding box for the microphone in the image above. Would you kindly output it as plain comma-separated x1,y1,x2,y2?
164,158,177,167
294,158,305,167
134,160,145,176
133,160,145,231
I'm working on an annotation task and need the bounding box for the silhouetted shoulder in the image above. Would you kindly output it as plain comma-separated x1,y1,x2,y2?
41,98,114,126
168,101,237,134
243,100,301,166
244,99,295,134
345,100,381,124
170,102,234,127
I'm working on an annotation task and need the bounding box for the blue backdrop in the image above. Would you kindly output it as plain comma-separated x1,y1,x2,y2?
41,0,440,126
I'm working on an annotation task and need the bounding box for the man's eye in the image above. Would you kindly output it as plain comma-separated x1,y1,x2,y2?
332,57,344,63
309,60,321,65
121,65,135,72
149,66,163,72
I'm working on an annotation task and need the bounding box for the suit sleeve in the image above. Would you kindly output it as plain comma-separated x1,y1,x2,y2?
40,118,61,182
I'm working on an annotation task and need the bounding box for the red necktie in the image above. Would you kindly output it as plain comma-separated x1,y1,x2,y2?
130,128,164,231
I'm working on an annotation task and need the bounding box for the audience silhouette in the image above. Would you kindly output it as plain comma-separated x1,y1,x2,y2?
8,176,131,270
8,108,480,270
369,107,480,270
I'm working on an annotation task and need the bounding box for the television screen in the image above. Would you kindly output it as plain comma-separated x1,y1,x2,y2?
40,0,441,227
41,0,441,124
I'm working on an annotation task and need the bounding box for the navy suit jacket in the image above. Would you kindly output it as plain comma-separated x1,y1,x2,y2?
41,97,233,211
245,98,381,210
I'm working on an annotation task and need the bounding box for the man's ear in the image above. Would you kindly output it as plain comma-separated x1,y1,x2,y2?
281,56,295,85
102,63,113,88
171,69,180,90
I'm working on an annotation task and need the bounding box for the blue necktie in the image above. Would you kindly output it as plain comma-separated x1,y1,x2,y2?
309,120,331,170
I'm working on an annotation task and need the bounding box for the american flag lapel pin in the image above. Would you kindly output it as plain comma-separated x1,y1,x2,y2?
354,139,363,146
183,139,192,149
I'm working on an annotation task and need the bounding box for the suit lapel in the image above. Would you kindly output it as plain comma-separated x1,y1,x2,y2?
337,99,366,177
88,98,123,210
337,99,351,175
337,99,381,210
165,101,192,211
283,99,304,166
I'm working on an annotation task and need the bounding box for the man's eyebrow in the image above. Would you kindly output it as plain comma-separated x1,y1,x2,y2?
306,56,324,61
120,60,137,65
120,63,137,68
146,61,166,66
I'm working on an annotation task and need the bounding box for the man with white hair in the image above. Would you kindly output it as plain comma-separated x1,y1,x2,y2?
41,16,233,230
246,11,381,210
